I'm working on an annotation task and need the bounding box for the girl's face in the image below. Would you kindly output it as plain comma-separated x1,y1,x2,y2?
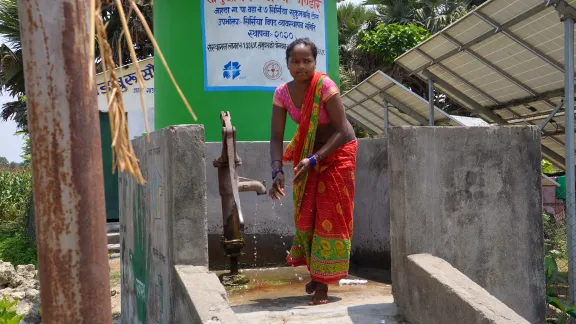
287,44,316,82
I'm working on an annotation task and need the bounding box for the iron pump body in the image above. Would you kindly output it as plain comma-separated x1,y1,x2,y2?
213,112,267,278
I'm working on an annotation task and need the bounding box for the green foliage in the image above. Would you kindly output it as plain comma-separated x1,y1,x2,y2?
339,65,357,93
542,159,557,174
357,23,430,65
543,213,567,259
545,255,576,323
0,296,24,324
543,212,574,322
0,232,36,267
15,132,30,167
0,168,31,224
0,168,35,267
362,0,484,34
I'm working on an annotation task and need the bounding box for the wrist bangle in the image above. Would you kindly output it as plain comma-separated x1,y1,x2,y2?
308,155,317,168
271,160,283,168
272,168,283,180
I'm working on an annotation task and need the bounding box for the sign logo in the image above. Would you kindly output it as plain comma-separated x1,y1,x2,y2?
223,61,241,80
263,60,282,80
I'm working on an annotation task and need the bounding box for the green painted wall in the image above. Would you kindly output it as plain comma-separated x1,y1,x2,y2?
154,2,340,142
100,111,119,221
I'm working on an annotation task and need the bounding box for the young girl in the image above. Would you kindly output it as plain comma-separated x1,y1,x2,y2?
268,38,358,305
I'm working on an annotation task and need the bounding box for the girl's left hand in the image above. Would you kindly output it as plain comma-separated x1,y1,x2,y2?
293,158,312,184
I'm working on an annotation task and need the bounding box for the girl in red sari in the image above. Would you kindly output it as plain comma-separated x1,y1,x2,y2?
269,38,357,305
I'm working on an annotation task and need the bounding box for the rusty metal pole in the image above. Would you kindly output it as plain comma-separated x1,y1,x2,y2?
18,0,111,322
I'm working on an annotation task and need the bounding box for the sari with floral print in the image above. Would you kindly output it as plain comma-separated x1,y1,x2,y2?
282,72,358,284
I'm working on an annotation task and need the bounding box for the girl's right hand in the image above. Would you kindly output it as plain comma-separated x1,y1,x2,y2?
270,172,286,200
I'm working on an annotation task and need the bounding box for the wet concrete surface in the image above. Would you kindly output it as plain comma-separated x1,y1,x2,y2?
216,266,400,324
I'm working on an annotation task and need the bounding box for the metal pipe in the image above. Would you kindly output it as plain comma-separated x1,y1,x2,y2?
428,78,435,126
17,0,111,322
563,16,576,306
238,178,267,195
539,100,564,131
384,101,389,137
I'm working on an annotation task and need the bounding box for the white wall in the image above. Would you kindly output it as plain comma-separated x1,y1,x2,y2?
95,57,155,139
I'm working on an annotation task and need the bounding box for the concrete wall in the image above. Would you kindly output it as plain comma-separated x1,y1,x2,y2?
173,266,240,324
205,138,390,270
120,125,208,324
405,254,529,324
388,126,545,323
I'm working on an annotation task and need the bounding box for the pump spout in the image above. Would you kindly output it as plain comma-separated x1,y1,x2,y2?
238,177,267,195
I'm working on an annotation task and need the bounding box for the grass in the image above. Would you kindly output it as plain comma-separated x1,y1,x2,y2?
110,270,121,286
0,167,36,267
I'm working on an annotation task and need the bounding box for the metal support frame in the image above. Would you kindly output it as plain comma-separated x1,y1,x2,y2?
424,69,567,167
563,14,576,306
473,11,566,73
363,81,420,125
17,0,111,321
347,82,394,108
508,110,565,124
346,111,380,136
352,86,417,126
547,0,576,21
543,145,569,169
344,91,401,131
422,70,507,124
428,78,435,126
384,101,389,137
444,33,562,118
417,47,501,107
487,87,568,111
398,2,547,75
441,32,538,98
539,100,565,130
379,93,429,126
342,93,386,134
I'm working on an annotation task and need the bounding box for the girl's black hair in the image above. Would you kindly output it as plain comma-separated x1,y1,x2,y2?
285,38,318,63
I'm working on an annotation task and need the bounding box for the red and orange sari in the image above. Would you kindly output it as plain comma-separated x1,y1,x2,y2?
283,72,358,284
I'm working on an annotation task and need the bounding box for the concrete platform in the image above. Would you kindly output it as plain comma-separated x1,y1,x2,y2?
107,232,119,244
221,267,400,324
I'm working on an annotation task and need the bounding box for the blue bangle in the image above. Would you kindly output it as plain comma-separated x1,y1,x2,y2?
272,168,283,180
308,155,317,168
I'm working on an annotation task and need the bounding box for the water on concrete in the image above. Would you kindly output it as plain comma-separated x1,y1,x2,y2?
216,266,400,324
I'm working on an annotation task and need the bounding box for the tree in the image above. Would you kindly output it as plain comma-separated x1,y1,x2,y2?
362,0,488,34
355,23,430,92
0,0,154,132
337,3,378,71
357,23,430,66
17,131,30,167
0,156,8,167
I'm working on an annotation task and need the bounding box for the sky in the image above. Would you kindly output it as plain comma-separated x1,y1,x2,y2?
0,95,23,163
0,0,366,163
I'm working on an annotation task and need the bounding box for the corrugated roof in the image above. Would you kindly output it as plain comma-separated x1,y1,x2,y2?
395,0,576,169
341,70,466,136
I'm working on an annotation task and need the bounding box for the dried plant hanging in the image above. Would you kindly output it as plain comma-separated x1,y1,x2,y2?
92,0,197,184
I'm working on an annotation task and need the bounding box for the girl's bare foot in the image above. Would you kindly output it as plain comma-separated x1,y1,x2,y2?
308,282,328,305
305,280,317,295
